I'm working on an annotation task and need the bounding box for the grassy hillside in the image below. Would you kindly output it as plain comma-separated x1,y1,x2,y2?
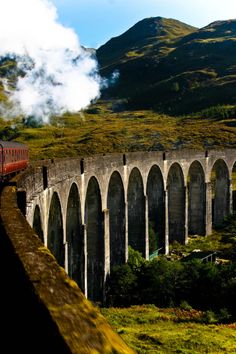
97,18,236,114
0,100,235,160
97,17,196,69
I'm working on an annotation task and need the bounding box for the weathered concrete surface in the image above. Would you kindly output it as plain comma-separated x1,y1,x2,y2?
0,184,134,354
18,149,236,302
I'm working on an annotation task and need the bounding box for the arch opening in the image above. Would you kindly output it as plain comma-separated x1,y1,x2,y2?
147,165,165,256
48,192,64,267
211,159,230,226
167,163,185,244
33,205,44,243
107,172,125,269
128,168,145,257
66,183,84,291
85,177,104,302
188,161,206,236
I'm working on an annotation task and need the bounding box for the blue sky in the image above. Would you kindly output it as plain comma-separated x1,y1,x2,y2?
52,0,236,48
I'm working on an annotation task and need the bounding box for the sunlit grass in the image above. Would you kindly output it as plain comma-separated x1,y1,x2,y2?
0,101,234,161
101,305,236,354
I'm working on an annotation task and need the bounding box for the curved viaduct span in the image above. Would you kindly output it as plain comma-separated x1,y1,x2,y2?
20,149,236,303
0,148,235,352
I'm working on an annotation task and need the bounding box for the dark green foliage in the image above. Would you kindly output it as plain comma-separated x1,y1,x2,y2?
139,257,184,307
0,125,20,140
106,264,138,307
194,105,236,120
127,246,146,271
106,247,236,321
106,247,145,306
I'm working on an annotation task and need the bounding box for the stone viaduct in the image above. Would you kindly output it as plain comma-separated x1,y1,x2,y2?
17,149,236,303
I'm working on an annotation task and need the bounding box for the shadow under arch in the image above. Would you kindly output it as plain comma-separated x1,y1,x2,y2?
66,183,84,291
48,192,64,267
167,163,185,244
188,161,206,236
33,205,44,243
85,176,104,302
147,165,165,255
107,171,125,269
128,167,145,257
233,162,236,213
211,159,230,226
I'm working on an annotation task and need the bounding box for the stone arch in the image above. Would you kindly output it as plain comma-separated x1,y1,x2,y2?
47,192,64,267
147,165,165,255
66,183,84,291
107,171,125,269
211,159,230,226
127,167,145,256
167,163,185,244
33,205,44,242
233,162,236,213
85,177,104,302
188,161,206,235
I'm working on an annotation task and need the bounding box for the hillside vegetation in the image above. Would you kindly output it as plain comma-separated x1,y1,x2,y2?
101,217,236,353
0,100,235,160
0,17,235,158
97,18,236,114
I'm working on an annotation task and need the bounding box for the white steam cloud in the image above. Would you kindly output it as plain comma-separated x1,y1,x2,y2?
0,0,102,122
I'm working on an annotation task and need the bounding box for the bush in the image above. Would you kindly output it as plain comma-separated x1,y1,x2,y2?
127,246,146,270
180,301,192,311
196,105,236,120
106,248,236,320
105,263,138,306
203,310,218,324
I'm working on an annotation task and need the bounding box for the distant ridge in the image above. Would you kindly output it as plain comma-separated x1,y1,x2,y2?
97,17,236,114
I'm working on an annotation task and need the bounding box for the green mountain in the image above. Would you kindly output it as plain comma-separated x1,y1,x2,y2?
97,17,236,114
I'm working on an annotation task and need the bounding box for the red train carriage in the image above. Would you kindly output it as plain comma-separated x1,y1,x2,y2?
0,140,29,181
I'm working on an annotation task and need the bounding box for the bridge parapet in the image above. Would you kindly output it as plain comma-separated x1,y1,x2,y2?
0,182,134,353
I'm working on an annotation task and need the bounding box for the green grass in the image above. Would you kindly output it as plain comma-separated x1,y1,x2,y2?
0,100,235,161
101,305,236,353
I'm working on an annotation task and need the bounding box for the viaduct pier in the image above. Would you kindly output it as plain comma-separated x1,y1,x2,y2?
20,149,236,301
0,148,235,353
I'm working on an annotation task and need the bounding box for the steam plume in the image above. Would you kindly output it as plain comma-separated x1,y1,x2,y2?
0,0,102,122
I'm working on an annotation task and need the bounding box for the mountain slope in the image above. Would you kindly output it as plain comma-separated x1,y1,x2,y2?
97,17,196,68
97,18,236,114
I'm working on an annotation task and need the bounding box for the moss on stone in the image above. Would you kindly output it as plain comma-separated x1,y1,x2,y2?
0,184,134,354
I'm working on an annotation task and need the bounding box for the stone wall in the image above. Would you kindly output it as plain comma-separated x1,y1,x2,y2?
0,182,134,354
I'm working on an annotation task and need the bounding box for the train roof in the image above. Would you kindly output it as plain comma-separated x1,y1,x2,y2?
0,140,28,149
